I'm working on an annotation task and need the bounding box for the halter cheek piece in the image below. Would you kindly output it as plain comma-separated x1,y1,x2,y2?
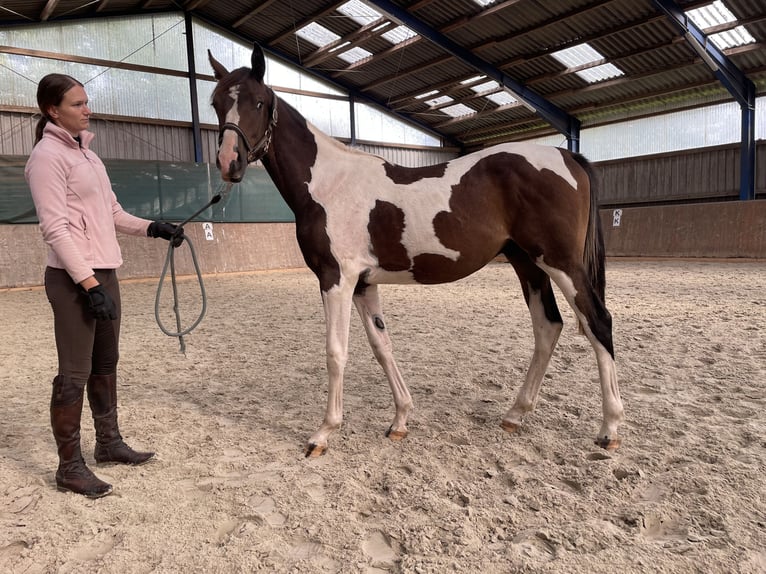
218,92,279,164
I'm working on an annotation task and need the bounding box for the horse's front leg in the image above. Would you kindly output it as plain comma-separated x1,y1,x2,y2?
353,284,413,441
305,283,355,458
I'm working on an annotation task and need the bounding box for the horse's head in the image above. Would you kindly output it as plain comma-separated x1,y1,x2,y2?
208,44,277,183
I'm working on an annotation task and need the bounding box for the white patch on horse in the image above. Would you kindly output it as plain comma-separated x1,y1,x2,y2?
219,86,241,160
215,86,244,175
303,125,458,274
225,86,241,123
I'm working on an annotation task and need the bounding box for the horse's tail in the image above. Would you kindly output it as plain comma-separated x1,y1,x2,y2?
572,153,606,331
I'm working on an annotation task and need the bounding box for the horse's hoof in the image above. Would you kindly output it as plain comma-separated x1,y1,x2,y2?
385,426,408,441
594,436,622,451
304,443,327,458
500,420,520,433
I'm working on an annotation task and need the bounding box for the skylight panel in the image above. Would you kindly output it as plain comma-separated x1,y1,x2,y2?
415,90,439,100
486,91,517,106
337,0,381,25
470,80,500,93
441,103,476,118
686,1,755,49
550,43,624,83
381,26,417,45
708,27,756,49
296,22,340,48
686,0,735,28
462,78,518,106
576,63,624,83
337,46,373,64
551,43,603,68
425,95,454,107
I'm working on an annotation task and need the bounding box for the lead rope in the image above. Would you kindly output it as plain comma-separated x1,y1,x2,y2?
154,183,233,354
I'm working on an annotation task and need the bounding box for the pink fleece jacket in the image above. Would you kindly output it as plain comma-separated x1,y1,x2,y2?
25,122,153,284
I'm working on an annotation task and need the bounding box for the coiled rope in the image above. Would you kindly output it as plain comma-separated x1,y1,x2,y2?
154,183,232,353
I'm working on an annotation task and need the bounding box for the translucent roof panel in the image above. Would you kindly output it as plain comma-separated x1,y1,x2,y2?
381,26,417,45
425,95,454,107
441,103,476,118
470,80,499,93
686,1,736,27
337,46,373,64
550,43,624,83
552,43,605,67
296,22,340,47
337,0,382,25
415,89,439,99
686,1,755,49
709,27,756,49
486,91,517,106
576,63,624,83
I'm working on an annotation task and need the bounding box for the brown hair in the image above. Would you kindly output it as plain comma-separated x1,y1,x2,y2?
34,73,84,145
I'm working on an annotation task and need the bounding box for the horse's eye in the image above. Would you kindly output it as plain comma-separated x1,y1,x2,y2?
256,102,264,110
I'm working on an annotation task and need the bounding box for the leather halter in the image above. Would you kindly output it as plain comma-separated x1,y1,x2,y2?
218,92,279,164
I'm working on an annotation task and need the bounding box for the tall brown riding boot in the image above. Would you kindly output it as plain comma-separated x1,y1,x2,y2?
87,373,154,465
50,375,113,498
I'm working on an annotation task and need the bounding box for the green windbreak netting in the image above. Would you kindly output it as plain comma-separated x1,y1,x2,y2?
0,156,294,224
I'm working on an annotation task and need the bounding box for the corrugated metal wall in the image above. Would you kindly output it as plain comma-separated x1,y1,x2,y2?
0,112,37,155
594,142,766,205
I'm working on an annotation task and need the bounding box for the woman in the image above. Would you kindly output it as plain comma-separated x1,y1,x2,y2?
25,73,182,498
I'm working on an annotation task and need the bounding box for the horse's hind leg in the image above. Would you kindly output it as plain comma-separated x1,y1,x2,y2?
501,245,564,433
353,284,413,441
537,259,624,450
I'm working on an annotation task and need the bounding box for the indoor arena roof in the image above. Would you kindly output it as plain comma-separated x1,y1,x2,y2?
2,0,765,150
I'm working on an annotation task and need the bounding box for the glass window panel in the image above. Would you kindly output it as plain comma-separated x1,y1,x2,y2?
197,79,218,125
355,102,438,145
193,20,252,76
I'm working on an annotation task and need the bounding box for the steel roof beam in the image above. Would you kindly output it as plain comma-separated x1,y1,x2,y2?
363,0,581,152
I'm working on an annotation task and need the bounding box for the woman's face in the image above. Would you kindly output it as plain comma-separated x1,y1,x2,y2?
48,84,91,136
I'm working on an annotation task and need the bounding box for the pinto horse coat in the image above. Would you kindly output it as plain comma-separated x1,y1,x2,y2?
209,44,624,456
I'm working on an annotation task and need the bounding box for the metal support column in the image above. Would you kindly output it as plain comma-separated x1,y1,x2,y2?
652,0,756,200
184,12,203,163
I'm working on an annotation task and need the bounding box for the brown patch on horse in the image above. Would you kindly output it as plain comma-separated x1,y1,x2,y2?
409,151,586,284
260,101,342,292
368,200,410,271
383,163,447,185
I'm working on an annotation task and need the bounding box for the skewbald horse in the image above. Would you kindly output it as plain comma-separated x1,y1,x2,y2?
208,44,624,457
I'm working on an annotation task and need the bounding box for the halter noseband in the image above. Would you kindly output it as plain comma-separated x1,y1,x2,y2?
218,92,279,164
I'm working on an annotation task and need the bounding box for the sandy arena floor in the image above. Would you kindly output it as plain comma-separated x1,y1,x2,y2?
1,259,764,573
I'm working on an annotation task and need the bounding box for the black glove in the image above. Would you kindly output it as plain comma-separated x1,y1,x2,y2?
84,284,118,321
148,221,184,247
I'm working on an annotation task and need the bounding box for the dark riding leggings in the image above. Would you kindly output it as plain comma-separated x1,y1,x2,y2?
44,267,121,381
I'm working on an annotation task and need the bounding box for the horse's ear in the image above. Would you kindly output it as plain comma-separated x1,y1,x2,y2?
208,50,229,80
250,43,266,82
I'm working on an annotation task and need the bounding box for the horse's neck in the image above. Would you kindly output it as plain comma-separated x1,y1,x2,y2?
263,100,353,205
